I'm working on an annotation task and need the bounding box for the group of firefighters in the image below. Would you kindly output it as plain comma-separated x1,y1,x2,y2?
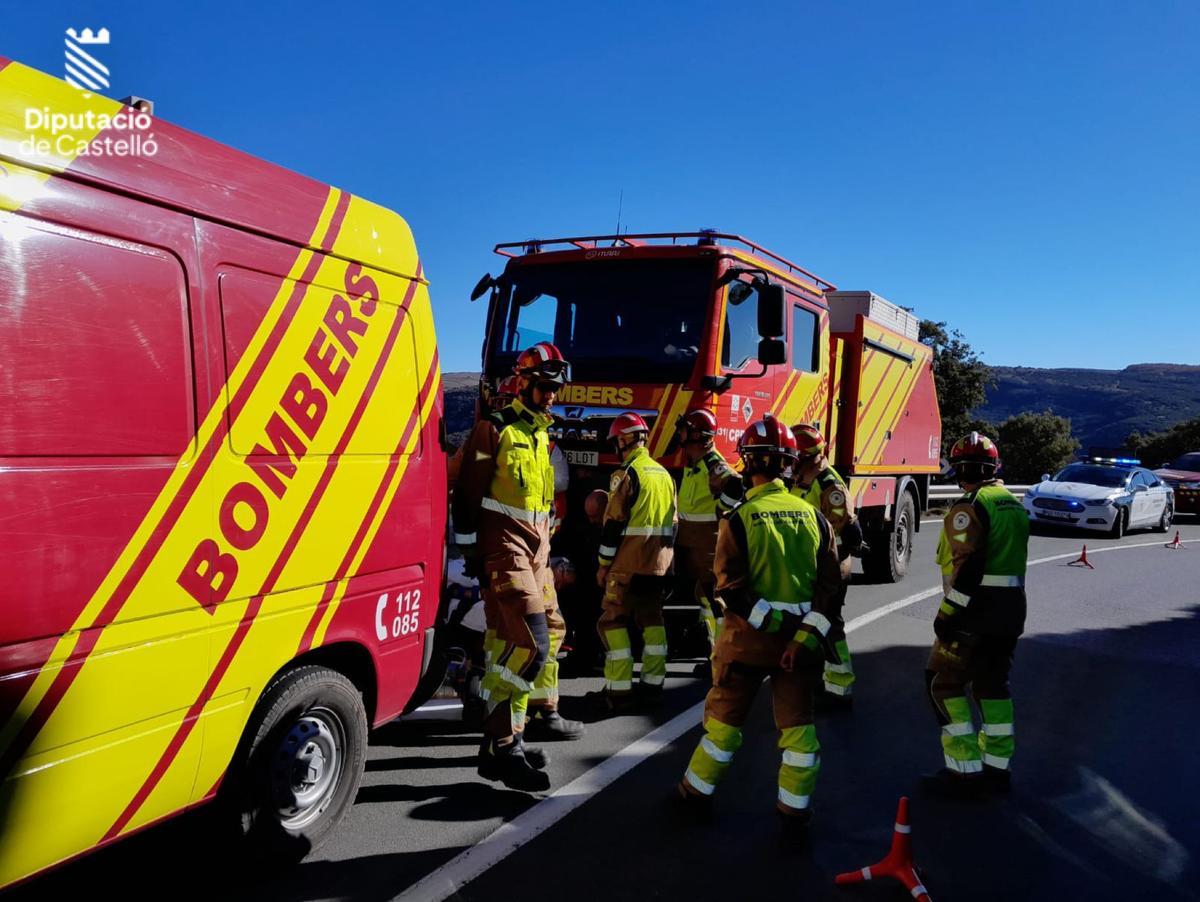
450,342,1030,838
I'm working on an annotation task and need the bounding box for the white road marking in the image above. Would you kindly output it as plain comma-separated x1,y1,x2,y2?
397,534,1194,901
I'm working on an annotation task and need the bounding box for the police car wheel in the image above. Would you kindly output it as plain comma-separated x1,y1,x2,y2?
226,665,368,861
1156,503,1173,533
1110,507,1127,539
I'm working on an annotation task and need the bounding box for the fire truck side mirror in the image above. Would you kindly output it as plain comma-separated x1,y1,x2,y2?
470,273,494,301
757,338,786,366
757,282,786,338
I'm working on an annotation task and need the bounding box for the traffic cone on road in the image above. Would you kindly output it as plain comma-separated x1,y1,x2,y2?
1068,545,1095,569
1165,531,1186,550
835,796,931,901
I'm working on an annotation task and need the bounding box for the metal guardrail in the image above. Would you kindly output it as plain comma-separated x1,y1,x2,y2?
927,484,1029,507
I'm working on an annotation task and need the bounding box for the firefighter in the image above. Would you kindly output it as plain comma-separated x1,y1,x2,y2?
671,409,739,670
676,416,842,840
589,412,677,715
452,342,585,793
790,422,865,710
923,431,1029,795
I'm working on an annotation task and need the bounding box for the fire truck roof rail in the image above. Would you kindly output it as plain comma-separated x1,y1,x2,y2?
493,231,836,291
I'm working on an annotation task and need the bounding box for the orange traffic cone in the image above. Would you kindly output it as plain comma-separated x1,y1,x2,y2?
1165,531,1186,550
1068,545,1095,569
835,796,931,901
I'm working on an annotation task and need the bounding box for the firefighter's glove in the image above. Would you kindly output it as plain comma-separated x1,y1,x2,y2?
842,520,866,556
780,639,820,672
933,609,974,645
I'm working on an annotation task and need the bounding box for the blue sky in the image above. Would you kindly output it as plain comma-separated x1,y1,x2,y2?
9,2,1199,373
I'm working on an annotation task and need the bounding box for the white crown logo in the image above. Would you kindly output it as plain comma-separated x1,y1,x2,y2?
66,27,110,45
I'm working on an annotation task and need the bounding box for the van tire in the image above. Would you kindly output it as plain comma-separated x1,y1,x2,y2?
864,492,915,583
225,665,368,862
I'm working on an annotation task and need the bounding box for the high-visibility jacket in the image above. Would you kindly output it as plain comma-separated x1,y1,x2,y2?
793,466,855,538
451,398,555,557
599,446,676,574
676,448,735,552
716,479,842,650
939,480,1029,635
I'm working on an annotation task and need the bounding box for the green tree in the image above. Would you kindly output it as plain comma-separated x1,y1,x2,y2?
1127,416,1200,467
919,320,995,452
996,411,1080,483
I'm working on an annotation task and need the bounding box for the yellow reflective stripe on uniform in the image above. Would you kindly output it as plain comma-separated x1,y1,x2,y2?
946,587,971,607
599,544,618,558
624,525,674,536
802,611,831,636
678,512,718,522
980,574,1025,587
701,738,734,763
749,599,811,629
944,755,983,774
453,531,477,545
982,722,1014,736
606,647,633,660
942,721,974,737
481,496,550,523
983,753,1011,769
685,769,717,795
782,750,818,768
643,644,669,656
778,787,811,809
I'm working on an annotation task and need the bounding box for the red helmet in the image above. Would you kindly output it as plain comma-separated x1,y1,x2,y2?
791,422,825,459
675,408,718,441
737,414,799,461
514,342,571,386
607,411,650,441
949,431,1000,467
494,375,522,402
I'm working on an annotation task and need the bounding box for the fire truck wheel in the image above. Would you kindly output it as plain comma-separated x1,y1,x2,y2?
227,665,368,861
864,492,915,583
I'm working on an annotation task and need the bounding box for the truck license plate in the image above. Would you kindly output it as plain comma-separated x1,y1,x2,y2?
564,449,598,467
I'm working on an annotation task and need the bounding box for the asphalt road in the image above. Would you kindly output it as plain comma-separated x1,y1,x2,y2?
11,516,1200,901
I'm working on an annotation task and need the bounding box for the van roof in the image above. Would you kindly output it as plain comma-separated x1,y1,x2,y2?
0,56,416,271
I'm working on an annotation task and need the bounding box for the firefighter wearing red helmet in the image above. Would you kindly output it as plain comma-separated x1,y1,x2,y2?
589,411,677,715
924,431,1028,796
789,421,866,711
676,415,842,841
672,409,739,667
451,342,584,792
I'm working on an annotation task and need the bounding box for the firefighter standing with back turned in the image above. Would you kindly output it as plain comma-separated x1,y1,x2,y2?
790,422,866,710
452,342,584,793
588,411,677,715
923,431,1028,795
676,416,842,841
671,409,740,673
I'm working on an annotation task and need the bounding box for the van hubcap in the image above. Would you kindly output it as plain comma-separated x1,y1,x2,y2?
271,707,346,829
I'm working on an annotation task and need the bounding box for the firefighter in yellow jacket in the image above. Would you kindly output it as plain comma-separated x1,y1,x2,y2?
452,342,584,792
790,422,866,710
589,411,677,715
671,409,739,667
676,416,842,840
924,432,1028,796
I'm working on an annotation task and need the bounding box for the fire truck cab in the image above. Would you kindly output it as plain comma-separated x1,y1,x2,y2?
472,230,941,582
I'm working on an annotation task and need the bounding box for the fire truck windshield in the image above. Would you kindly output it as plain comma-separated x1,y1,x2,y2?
489,258,713,382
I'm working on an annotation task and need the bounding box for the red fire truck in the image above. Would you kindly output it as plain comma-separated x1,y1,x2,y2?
471,231,941,582
0,57,445,887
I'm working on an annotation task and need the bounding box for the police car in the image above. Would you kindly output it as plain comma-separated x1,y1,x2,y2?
1022,457,1175,538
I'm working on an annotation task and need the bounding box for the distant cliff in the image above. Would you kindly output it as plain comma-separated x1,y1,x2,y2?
976,364,1200,449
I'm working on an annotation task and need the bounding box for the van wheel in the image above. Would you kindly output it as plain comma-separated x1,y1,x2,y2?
226,665,367,862
864,492,915,583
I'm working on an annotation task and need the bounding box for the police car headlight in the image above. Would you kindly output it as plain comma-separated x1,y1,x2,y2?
1085,497,1114,506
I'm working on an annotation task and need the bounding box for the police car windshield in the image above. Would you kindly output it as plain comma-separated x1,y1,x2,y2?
490,259,712,383
1170,453,1200,472
1054,465,1128,487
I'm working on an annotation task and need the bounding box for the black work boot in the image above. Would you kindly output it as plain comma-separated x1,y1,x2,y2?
583,688,637,719
477,738,551,792
668,780,713,824
524,709,586,741
511,733,549,770
920,768,986,799
691,659,713,680
637,682,665,708
777,807,814,848
981,764,1012,794
814,688,854,713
